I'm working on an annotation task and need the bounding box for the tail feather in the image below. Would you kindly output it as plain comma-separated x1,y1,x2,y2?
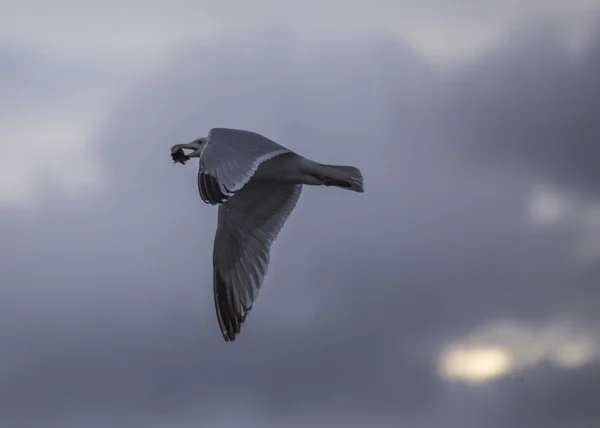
310,163,364,193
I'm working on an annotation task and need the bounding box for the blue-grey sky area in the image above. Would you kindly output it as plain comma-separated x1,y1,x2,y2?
2,1,600,427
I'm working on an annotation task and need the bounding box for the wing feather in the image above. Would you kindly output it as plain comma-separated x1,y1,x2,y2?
197,128,292,205
198,172,229,204
212,181,302,341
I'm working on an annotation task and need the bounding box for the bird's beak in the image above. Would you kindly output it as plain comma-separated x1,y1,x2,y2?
171,143,202,157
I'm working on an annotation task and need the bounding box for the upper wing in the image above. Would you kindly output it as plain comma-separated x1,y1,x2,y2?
212,180,302,341
197,128,292,205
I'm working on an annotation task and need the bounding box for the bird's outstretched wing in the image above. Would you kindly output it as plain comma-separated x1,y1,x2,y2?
212,180,302,341
197,128,292,205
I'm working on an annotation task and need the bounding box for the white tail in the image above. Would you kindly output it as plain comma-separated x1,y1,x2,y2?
309,163,364,193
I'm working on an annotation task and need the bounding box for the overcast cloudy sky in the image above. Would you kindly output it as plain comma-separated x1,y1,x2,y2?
2,1,600,427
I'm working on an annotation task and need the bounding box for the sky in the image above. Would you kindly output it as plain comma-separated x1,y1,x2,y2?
2,1,600,427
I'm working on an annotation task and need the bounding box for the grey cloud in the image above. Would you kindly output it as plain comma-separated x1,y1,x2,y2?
1,30,446,427
482,363,600,428
0,44,122,117
440,19,600,198
2,21,600,427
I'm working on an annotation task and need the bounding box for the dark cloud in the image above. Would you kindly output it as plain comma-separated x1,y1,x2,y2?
2,21,600,427
483,363,600,428
440,18,600,198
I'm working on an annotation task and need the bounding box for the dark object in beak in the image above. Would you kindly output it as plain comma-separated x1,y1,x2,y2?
171,148,189,165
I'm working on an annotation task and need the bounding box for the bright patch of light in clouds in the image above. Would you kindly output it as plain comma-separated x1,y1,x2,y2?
438,319,599,384
439,346,514,384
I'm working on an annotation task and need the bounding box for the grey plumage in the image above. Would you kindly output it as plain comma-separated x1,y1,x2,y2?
171,128,364,341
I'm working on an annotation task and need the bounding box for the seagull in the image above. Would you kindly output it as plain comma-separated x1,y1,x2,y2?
171,128,364,341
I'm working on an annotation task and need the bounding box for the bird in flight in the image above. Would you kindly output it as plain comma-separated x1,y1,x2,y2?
171,128,364,341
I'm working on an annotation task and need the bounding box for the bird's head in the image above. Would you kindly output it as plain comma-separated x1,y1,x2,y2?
170,138,206,164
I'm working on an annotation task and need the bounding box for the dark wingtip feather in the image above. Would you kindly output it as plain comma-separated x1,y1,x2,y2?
199,172,230,205
213,268,247,342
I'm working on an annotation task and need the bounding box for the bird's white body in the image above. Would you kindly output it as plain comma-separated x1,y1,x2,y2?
171,128,364,341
